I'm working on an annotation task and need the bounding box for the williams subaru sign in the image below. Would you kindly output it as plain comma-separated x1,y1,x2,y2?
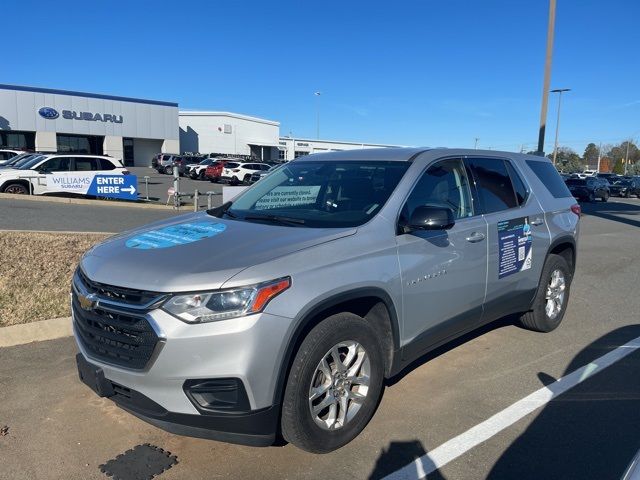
46,173,137,200
38,106,123,123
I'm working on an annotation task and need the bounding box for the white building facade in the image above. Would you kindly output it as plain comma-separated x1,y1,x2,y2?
179,111,280,160
0,84,179,166
275,137,402,161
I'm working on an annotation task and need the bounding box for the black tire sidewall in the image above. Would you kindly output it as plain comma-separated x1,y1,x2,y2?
282,313,384,453
531,255,571,332
4,183,28,194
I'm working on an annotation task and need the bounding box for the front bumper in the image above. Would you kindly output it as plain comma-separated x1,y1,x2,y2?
73,302,293,446
76,353,279,446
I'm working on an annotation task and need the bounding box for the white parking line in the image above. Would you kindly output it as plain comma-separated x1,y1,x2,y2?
384,335,640,480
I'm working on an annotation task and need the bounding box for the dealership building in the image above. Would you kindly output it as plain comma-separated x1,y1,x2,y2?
0,83,399,165
0,84,179,166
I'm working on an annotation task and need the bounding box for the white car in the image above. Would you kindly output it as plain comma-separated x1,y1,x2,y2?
187,158,219,180
0,149,27,165
0,154,128,195
220,162,272,185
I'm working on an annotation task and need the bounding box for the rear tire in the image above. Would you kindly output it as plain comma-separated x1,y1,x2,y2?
164,165,173,175
281,313,384,453
519,254,571,333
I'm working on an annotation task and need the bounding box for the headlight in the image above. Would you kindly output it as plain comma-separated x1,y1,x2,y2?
162,277,290,323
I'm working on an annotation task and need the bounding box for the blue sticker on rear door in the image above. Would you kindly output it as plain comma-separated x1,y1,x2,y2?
125,222,227,249
497,216,532,278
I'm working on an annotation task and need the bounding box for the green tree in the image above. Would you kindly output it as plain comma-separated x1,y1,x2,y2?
582,143,599,169
548,147,584,173
612,159,625,174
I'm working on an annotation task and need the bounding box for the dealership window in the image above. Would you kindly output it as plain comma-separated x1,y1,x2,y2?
0,131,35,150
294,151,309,158
123,137,134,167
278,149,286,160
57,134,103,155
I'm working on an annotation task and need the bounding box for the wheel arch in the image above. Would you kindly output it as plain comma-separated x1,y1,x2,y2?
272,288,400,407
547,235,576,277
0,178,32,194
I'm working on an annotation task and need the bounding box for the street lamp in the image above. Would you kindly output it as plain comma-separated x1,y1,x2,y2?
314,92,321,139
551,88,570,166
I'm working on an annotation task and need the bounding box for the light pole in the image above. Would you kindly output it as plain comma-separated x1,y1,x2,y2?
474,137,479,149
537,0,557,155
551,88,570,166
314,91,321,139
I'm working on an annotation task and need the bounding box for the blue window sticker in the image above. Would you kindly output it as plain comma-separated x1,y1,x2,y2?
125,221,227,249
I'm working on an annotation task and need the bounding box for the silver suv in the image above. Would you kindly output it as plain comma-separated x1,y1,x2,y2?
73,148,580,453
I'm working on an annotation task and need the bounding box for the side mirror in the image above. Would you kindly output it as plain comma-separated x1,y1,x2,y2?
407,205,455,231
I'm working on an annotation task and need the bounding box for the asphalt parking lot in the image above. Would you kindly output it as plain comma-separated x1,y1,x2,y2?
1,198,639,480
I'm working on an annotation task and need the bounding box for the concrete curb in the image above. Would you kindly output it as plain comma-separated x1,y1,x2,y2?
0,316,72,348
0,192,172,210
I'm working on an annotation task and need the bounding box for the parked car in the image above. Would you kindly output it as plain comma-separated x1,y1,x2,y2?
0,152,44,169
0,149,26,165
249,165,278,184
0,154,127,195
609,178,640,198
73,148,579,453
178,155,206,176
596,172,619,183
565,177,609,202
154,154,181,174
221,162,272,185
187,158,217,180
204,159,235,183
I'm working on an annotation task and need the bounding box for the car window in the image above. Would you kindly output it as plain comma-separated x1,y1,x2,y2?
99,158,116,170
39,157,71,173
525,160,573,199
505,161,528,206
400,158,473,223
466,157,518,214
74,158,98,171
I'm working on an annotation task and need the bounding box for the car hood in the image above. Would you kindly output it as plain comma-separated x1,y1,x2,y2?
80,212,357,292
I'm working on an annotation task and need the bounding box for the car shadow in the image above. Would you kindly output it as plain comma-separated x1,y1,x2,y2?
580,198,640,228
369,439,446,480
487,324,640,479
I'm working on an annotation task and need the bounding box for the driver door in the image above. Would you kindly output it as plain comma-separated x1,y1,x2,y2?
396,158,487,355
33,156,72,194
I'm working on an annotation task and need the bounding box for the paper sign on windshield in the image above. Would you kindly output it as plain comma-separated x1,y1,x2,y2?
254,186,321,210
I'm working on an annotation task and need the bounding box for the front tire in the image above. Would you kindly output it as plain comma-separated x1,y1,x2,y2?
164,165,173,175
2,182,29,194
519,254,571,333
281,313,384,453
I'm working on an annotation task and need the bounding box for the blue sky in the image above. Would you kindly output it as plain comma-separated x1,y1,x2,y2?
5,0,639,153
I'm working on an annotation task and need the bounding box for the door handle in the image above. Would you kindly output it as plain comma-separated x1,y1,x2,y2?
466,232,486,243
531,218,544,226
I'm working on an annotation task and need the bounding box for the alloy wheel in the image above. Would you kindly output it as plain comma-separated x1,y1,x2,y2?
545,269,566,320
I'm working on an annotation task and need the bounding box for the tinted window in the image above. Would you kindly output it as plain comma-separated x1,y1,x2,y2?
39,157,71,172
99,158,116,170
505,162,528,206
400,159,473,223
526,160,573,198
566,179,586,186
74,158,98,171
226,162,240,169
466,158,518,214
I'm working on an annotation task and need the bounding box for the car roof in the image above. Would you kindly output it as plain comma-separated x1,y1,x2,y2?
293,147,553,163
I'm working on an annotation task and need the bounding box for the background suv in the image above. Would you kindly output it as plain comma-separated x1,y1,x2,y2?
0,154,127,195
565,176,609,202
220,161,271,185
73,148,579,453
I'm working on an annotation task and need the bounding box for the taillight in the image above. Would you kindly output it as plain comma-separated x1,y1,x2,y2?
570,204,581,217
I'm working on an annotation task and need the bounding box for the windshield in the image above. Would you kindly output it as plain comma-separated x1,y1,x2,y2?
225,160,410,228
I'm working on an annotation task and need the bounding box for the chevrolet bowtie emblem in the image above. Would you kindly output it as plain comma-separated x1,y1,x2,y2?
78,293,97,311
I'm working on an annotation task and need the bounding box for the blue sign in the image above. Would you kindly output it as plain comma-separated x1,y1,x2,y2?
497,216,533,279
125,222,227,250
87,175,138,201
39,107,59,119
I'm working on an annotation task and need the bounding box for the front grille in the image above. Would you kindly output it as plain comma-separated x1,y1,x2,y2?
73,270,163,369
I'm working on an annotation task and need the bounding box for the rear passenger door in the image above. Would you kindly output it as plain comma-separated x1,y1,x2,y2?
465,157,551,321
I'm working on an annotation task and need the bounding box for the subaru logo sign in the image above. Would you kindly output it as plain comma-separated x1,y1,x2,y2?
39,107,59,119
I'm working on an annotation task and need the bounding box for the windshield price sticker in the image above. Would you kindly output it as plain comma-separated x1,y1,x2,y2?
497,216,532,279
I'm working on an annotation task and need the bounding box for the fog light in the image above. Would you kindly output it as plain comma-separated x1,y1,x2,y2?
183,378,250,413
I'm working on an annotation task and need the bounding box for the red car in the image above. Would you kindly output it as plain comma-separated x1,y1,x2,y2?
205,160,233,182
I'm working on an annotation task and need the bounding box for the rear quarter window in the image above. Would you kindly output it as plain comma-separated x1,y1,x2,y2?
525,160,572,198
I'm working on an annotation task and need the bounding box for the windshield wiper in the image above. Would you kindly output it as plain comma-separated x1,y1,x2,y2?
244,214,306,226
